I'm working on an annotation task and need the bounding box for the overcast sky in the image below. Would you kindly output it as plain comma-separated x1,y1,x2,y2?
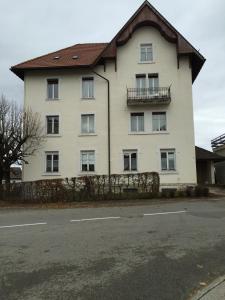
0,0,225,150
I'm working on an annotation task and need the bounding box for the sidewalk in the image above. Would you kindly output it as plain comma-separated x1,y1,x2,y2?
192,276,225,300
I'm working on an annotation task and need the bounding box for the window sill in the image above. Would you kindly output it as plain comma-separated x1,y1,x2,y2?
159,171,178,175
78,172,96,176
78,133,97,137
46,98,61,101
123,170,138,173
81,97,95,100
151,131,169,135
42,173,61,176
46,134,61,138
128,131,169,135
138,61,155,64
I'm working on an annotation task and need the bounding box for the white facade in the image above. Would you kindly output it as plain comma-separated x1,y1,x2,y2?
22,26,197,187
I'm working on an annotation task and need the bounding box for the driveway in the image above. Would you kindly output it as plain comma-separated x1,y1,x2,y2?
0,199,225,299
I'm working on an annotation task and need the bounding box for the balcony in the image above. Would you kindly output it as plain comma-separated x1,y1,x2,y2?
127,87,171,106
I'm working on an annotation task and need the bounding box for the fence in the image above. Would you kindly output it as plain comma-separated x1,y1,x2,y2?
0,172,160,203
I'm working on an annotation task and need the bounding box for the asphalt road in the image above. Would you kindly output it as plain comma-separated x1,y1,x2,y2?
0,199,225,300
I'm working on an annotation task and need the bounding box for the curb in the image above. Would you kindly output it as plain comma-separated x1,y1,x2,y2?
191,275,225,300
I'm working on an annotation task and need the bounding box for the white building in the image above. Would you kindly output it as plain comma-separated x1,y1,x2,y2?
11,1,205,188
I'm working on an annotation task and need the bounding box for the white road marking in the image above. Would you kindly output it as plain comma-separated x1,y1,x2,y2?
70,216,121,222
0,222,47,229
144,210,187,216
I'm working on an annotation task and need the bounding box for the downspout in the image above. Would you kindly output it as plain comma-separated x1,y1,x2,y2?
90,69,111,190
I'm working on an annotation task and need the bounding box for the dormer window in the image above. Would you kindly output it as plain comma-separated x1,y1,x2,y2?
140,43,153,62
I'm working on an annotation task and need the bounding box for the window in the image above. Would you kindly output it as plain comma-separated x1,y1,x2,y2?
152,112,166,131
82,77,94,98
46,115,59,134
140,44,153,62
81,151,95,172
47,79,58,99
148,74,159,94
46,152,59,173
81,114,95,134
160,149,175,171
123,150,137,171
131,113,144,132
136,74,146,96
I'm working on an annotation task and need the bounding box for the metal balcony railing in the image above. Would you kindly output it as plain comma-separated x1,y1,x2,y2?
211,134,225,150
127,87,171,105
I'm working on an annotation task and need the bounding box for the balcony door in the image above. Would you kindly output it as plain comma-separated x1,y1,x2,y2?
136,74,146,96
136,74,159,97
148,74,159,95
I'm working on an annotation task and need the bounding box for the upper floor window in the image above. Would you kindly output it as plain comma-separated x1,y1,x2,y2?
140,43,153,62
123,150,137,171
46,115,59,134
81,150,95,172
148,74,159,92
47,79,58,100
136,74,146,96
160,149,175,171
81,114,95,134
131,113,144,132
152,112,166,131
82,77,94,99
46,151,59,173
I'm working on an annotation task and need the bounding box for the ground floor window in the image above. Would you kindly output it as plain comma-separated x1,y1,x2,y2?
46,152,59,173
81,150,95,172
123,150,137,171
160,149,176,171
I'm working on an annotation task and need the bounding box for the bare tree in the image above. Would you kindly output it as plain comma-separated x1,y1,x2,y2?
0,95,45,187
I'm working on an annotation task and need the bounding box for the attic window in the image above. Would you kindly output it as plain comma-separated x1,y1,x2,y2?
53,56,60,60
140,44,153,62
72,55,79,60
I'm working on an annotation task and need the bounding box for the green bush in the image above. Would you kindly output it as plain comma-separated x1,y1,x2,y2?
194,185,209,197
186,186,194,197
202,187,209,197
175,189,186,197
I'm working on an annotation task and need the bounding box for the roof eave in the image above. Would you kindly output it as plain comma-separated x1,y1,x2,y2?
10,64,95,81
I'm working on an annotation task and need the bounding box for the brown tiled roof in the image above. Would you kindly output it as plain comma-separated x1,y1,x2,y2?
195,146,225,162
11,43,108,79
11,1,205,82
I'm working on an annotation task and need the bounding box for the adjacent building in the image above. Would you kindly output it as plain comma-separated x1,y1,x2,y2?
195,146,225,185
11,1,205,188
211,134,225,184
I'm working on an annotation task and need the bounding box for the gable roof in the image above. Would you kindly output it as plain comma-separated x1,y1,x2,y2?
11,1,205,82
195,146,225,162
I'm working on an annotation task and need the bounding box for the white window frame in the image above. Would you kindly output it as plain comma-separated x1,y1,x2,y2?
130,113,144,132
81,114,95,134
80,150,95,172
45,151,59,173
148,74,159,95
46,115,59,135
81,76,94,99
152,112,167,132
140,43,153,63
47,78,59,100
123,150,138,172
160,149,176,172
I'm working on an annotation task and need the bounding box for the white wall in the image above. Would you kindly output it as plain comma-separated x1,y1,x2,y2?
23,26,197,186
